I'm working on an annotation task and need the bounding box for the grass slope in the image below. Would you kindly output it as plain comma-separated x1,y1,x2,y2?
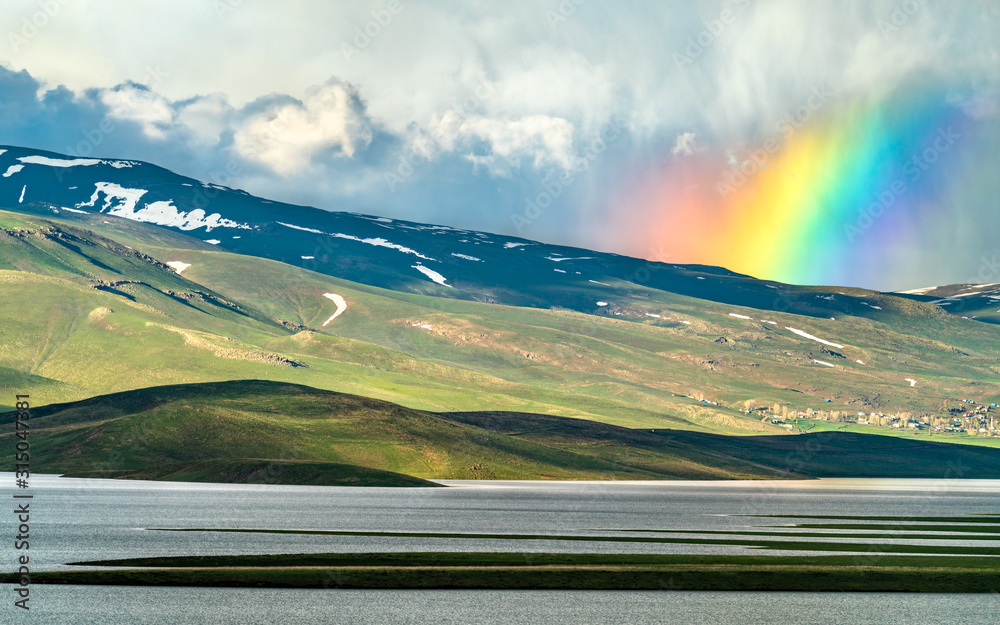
4,380,1000,483
2,209,1000,449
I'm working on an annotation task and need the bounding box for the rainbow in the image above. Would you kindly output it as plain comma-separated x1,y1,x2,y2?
612,89,978,288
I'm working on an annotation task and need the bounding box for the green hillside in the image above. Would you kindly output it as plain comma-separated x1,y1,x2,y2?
5,380,1000,484
2,208,1000,445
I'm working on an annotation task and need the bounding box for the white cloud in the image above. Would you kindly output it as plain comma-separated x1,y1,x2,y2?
100,84,175,139
175,94,235,146
430,112,576,175
232,80,372,175
671,131,697,155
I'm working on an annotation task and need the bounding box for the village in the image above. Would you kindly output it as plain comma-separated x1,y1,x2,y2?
745,399,1000,437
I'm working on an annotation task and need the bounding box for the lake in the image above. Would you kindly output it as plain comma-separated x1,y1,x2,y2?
1,475,998,623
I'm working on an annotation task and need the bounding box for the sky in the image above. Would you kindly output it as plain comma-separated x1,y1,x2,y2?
1,0,998,290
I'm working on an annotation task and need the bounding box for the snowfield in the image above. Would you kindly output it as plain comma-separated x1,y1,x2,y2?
18,155,101,167
321,293,348,326
330,233,435,261
278,222,436,261
786,327,844,349
2,164,23,177
277,222,322,234
77,183,251,232
412,264,451,287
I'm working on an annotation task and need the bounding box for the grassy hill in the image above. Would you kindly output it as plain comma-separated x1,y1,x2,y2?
4,380,1000,484
1,208,999,444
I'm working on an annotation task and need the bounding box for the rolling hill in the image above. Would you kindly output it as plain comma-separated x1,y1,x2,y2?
1,206,999,440
0,146,999,483
4,380,1000,485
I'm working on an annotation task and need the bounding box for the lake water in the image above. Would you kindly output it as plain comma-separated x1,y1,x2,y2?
22,587,1000,625
1,475,998,623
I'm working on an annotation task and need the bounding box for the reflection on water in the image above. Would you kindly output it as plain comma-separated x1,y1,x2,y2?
1,475,998,570
1,476,997,622
23,587,1000,625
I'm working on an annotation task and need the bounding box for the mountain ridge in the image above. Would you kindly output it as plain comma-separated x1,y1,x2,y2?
3,143,976,325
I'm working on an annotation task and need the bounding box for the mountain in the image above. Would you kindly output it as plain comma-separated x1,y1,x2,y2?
1,145,999,481
0,144,964,323
894,283,1000,325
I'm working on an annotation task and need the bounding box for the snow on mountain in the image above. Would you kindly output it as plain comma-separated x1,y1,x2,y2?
412,264,451,287
0,144,948,323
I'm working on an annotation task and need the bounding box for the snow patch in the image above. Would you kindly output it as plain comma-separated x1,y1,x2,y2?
332,233,435,261
77,183,250,232
554,268,566,273
645,313,661,318
19,186,25,203
451,253,482,261
856,360,865,365
412,264,451,287
898,286,938,295
905,378,917,387
277,222,323,234
786,327,844,349
18,155,101,167
205,239,221,245
504,242,529,249
166,261,191,274
57,206,89,214
2,164,23,177
589,280,611,286
697,276,705,280
301,256,315,260
546,256,594,262
321,293,348,326
728,313,751,320
761,320,778,325
596,301,609,307
813,359,836,368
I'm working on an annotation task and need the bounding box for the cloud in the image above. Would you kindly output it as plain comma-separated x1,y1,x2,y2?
1,1,998,288
100,83,175,139
430,112,576,176
671,131,697,155
233,80,373,176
